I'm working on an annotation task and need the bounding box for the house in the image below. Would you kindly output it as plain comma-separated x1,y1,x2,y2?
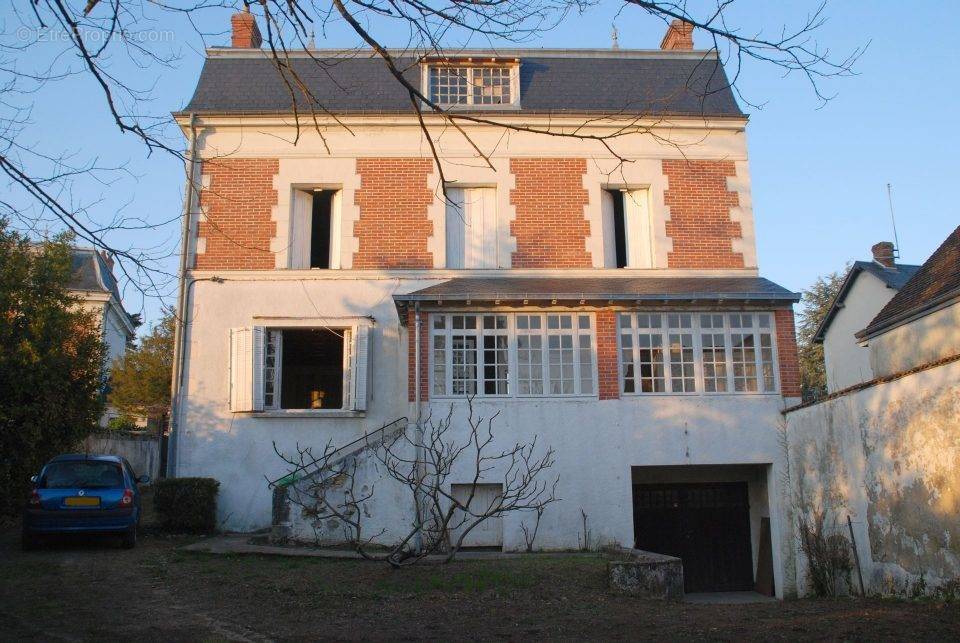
785,225,960,596
167,13,804,597
856,226,960,377
813,242,919,392
69,248,137,423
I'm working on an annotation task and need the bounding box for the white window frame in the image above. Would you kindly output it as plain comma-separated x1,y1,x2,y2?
617,311,780,396
422,63,521,109
429,312,597,399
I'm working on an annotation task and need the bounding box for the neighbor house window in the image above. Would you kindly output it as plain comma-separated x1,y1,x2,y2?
291,188,342,269
618,312,778,395
601,188,652,268
428,65,517,107
445,186,499,268
430,313,596,398
229,324,371,412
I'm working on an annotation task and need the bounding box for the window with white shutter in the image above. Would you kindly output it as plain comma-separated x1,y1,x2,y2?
445,186,498,268
228,322,372,413
602,188,652,268
290,188,342,269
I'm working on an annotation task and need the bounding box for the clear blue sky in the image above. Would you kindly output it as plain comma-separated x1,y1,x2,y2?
7,1,958,328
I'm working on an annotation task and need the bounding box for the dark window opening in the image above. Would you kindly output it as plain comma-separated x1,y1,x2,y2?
607,189,627,268
280,328,344,409
310,190,333,269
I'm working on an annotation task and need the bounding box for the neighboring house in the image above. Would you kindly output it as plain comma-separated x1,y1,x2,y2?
69,248,137,423
813,242,919,392
856,225,960,376
786,225,960,596
168,14,804,597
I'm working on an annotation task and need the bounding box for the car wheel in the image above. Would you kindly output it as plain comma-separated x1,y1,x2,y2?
121,525,137,549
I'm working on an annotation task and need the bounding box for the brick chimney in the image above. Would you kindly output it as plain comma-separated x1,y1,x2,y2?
872,241,896,268
660,19,694,50
231,6,262,49
99,250,115,272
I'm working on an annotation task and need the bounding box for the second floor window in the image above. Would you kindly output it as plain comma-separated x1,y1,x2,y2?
291,188,342,269
445,186,498,268
429,65,515,106
602,188,653,268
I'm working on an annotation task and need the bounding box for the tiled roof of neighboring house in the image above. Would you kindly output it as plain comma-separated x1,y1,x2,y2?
178,49,744,118
69,248,121,301
857,225,960,340
812,261,921,342
394,276,798,304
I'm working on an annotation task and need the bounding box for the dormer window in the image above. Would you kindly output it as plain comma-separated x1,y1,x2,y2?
425,60,519,108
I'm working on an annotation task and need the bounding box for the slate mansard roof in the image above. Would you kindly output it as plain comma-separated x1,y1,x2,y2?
858,225,960,340
179,49,745,118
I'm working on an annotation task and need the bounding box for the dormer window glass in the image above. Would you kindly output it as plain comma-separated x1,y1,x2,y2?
428,64,516,107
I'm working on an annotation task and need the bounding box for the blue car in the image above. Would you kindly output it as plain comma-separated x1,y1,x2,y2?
22,454,150,550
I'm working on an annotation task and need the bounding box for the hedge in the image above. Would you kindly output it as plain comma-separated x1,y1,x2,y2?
153,477,220,533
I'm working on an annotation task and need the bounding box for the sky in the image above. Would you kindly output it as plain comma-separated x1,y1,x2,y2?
5,1,958,329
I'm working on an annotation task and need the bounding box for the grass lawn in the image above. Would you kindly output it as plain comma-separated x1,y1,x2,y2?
1,523,957,641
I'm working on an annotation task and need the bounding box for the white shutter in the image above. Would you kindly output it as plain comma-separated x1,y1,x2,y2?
229,327,265,412
328,189,342,269
601,189,617,268
624,189,652,268
465,187,496,269
445,187,465,268
291,189,313,269
350,325,371,411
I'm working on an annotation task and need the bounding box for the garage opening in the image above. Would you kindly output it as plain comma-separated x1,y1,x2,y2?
631,465,773,594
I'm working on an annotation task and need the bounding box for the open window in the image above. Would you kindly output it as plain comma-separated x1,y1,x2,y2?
291,188,342,269
445,186,498,268
229,324,371,413
601,188,652,268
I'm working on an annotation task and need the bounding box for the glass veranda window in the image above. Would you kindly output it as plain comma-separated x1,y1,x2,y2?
430,312,596,397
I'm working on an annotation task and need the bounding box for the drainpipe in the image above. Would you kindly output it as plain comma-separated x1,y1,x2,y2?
412,302,425,553
166,113,199,478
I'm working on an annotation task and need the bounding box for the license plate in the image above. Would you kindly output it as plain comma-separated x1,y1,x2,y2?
65,496,100,507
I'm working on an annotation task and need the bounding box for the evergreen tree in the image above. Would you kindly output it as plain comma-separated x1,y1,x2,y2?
108,309,174,428
797,269,847,401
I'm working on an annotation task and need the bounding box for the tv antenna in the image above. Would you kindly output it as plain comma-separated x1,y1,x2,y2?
886,183,901,258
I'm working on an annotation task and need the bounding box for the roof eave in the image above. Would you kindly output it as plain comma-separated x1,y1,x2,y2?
855,288,960,342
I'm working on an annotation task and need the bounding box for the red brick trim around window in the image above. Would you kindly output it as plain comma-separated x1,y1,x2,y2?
510,158,592,268
195,158,278,270
354,158,435,269
596,310,620,400
662,159,745,269
775,308,802,398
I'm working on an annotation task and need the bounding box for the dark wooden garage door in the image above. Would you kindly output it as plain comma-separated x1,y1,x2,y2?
632,482,754,593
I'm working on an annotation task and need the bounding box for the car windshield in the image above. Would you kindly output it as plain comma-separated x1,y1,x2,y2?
41,461,124,489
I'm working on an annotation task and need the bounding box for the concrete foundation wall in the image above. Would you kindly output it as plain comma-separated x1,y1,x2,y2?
784,358,960,596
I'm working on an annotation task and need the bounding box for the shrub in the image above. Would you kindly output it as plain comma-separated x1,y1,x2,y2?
153,477,220,533
106,415,139,432
798,509,853,597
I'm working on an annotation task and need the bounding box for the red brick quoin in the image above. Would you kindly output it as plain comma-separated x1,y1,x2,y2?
407,308,431,402
595,310,620,400
775,308,801,398
195,158,278,270
662,159,744,269
353,158,435,269
510,158,592,268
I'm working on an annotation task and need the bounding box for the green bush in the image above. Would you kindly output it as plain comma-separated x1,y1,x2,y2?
153,477,220,533
106,415,139,432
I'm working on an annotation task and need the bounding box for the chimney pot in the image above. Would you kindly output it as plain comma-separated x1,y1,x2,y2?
231,8,262,49
872,241,896,268
660,19,694,51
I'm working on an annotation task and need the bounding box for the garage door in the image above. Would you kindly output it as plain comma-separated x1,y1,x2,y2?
632,482,754,593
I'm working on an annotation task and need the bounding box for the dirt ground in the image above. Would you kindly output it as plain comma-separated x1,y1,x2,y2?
2,525,958,641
